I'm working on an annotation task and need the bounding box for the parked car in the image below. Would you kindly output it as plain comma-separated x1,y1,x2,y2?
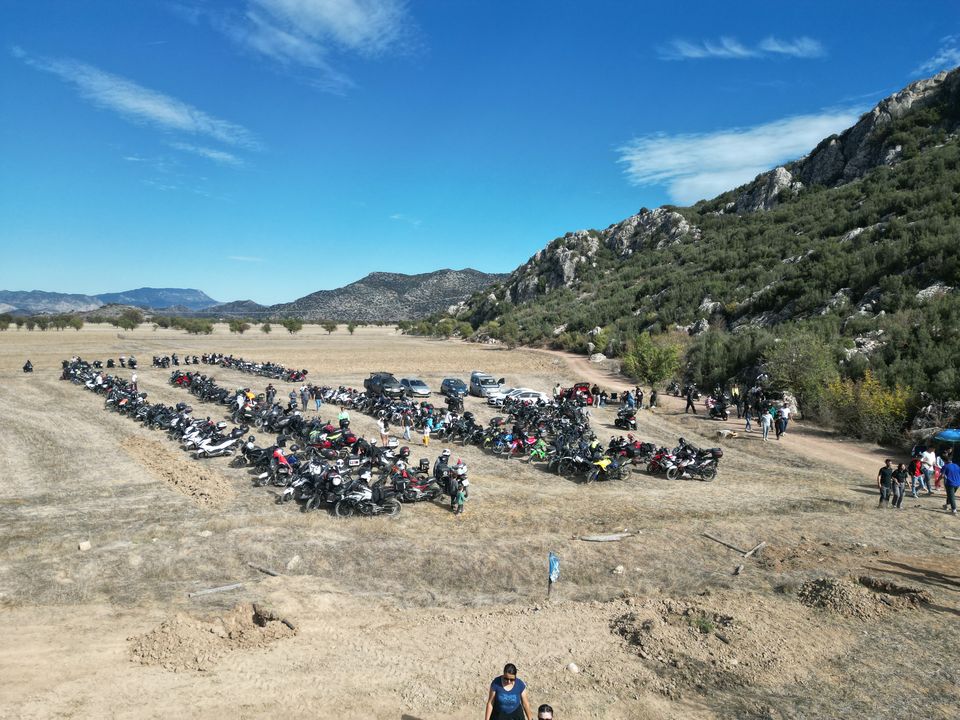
364,372,405,398
400,378,431,398
440,377,468,398
486,386,519,406
469,371,503,397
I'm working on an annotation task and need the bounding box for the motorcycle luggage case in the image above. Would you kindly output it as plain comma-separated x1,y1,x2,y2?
710,447,723,459
418,458,430,473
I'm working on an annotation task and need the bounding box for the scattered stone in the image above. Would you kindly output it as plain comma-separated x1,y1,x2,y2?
78,540,91,552
612,565,625,575
198,530,213,538
286,554,302,571
567,662,580,673
589,353,606,363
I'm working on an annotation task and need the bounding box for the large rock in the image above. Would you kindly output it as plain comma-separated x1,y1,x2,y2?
735,166,803,212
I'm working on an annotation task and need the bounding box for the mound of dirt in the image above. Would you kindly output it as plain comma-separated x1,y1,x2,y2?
122,436,234,508
796,576,928,619
612,594,847,700
130,603,296,672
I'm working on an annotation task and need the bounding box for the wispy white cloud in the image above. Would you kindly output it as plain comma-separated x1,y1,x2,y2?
389,212,421,227
169,141,244,166
14,47,259,149
618,108,863,204
228,255,264,262
913,35,960,75
204,0,411,91
661,35,825,61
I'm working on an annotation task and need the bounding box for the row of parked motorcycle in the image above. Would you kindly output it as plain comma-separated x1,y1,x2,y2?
163,369,473,514
153,351,307,382
60,358,466,518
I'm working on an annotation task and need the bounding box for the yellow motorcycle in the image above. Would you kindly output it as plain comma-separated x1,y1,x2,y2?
587,455,631,483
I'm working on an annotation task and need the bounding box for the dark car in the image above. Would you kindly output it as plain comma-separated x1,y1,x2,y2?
364,372,405,398
440,378,468,398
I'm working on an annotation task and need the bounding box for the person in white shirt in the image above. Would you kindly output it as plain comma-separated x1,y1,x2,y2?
921,448,938,495
780,403,792,434
377,416,389,446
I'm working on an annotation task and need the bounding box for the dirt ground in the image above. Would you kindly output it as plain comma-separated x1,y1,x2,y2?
1,324,958,719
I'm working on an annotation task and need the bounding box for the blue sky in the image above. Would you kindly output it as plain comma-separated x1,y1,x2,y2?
1,0,958,305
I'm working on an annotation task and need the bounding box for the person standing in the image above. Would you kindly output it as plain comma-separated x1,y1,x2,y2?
537,705,554,720
649,387,658,409
422,416,432,447
759,409,772,441
941,452,959,515
300,385,310,413
877,459,894,508
552,383,561,400
910,454,927,497
265,383,276,407
377,415,390,446
485,663,533,720
337,406,350,429
921,446,937,496
402,411,413,441
731,383,742,418
892,462,908,509
130,371,138,393
313,385,323,412
774,408,785,440
636,387,644,410
743,404,753,433
624,390,635,409
684,385,697,414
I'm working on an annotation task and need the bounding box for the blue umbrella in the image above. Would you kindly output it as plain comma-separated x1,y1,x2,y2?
934,428,960,444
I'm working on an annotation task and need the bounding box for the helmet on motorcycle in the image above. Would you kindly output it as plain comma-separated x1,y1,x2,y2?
248,435,256,443
441,448,451,457
331,476,342,486
395,461,406,470
216,421,227,430
456,465,467,476
290,444,300,452
398,446,411,458
678,437,686,445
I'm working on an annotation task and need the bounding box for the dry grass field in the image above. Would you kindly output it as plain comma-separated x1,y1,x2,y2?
1,324,958,719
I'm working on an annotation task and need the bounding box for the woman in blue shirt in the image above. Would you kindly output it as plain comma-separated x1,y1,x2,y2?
485,663,533,720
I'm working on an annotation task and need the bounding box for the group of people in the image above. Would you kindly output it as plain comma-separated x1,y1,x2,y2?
743,401,792,441
877,445,960,513
621,385,658,410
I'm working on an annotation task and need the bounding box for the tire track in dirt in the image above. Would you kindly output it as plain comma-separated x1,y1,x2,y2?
122,435,234,508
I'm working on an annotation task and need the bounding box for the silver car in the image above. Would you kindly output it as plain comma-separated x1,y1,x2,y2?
400,378,431,398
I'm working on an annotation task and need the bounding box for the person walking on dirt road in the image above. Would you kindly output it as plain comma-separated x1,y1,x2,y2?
941,452,959,515
759,409,772,441
685,386,697,414
485,663,532,720
892,463,908,509
877,459,894,508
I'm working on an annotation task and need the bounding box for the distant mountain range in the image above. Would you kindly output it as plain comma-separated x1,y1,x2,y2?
1,269,506,322
0,287,219,315
178,269,507,322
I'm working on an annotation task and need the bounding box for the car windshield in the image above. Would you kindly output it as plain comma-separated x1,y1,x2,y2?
411,381,427,388
479,377,498,386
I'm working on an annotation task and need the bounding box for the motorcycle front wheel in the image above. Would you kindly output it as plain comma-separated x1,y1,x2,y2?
618,466,632,480
334,500,355,518
382,499,401,517
700,467,717,482
666,466,680,481
586,469,599,484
